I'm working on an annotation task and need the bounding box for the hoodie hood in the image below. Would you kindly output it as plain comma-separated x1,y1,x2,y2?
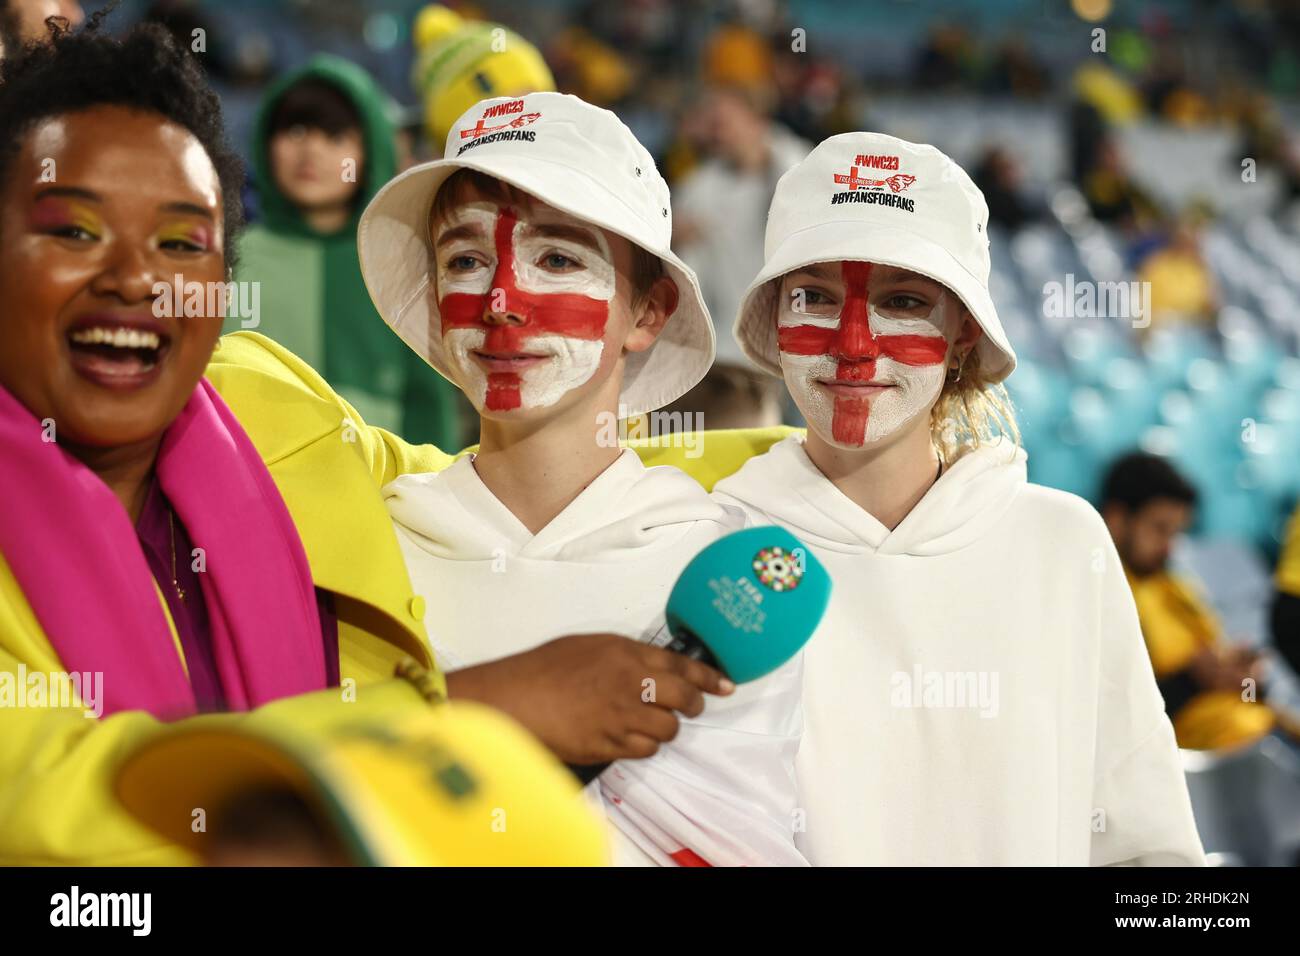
383,450,743,670
385,450,739,564
713,435,1026,557
251,55,399,237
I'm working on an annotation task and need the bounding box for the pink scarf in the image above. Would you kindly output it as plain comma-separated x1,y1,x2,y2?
0,379,325,719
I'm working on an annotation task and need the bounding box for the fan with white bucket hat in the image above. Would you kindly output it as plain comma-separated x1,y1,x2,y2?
733,130,1017,384
358,91,715,419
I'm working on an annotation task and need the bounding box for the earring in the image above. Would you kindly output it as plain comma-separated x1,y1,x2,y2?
948,355,963,384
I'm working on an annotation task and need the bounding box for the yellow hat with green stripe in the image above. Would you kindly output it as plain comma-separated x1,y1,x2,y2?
413,5,555,151
114,701,609,866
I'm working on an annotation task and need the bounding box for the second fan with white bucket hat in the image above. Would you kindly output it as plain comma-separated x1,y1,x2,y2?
711,131,1205,866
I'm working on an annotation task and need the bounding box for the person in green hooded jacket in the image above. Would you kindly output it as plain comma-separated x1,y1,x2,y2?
228,54,464,446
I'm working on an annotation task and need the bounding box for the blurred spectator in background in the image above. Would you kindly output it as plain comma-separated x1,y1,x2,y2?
664,21,778,180
670,79,806,426
973,145,1043,231
1231,88,1300,211
547,23,633,108
701,20,770,91
0,0,81,58
1070,61,1145,129
983,32,1049,99
1272,506,1300,678
658,362,782,431
769,39,859,146
228,55,464,447
673,83,808,352
413,4,554,156
1066,65,1163,235
1101,453,1279,752
1136,205,1219,328
561,0,686,84
911,22,975,91
143,0,233,81
1141,45,1212,127
670,24,809,428
1076,134,1162,233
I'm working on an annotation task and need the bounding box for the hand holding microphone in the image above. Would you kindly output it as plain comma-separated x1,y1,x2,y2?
568,525,831,782
445,633,731,766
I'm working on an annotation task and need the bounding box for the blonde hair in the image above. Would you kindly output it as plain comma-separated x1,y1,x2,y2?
930,344,1021,465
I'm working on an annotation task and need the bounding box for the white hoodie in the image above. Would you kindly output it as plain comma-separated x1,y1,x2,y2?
712,435,1205,866
384,450,806,866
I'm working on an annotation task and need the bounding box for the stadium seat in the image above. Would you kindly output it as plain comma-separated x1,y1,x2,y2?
1182,738,1300,867
1142,326,1218,391
1061,325,1137,388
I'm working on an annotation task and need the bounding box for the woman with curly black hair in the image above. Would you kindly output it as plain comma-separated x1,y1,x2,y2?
0,15,469,864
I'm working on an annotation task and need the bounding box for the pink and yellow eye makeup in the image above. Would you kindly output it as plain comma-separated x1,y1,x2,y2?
28,191,215,253
29,195,103,238
156,220,213,251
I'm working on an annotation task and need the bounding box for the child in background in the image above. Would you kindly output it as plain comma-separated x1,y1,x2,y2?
232,55,463,447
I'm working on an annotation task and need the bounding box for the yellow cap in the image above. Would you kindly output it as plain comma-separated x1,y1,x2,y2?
411,5,555,150
114,702,609,866
413,4,466,49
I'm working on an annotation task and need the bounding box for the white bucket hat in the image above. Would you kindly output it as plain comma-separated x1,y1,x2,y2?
358,91,714,418
734,131,1016,382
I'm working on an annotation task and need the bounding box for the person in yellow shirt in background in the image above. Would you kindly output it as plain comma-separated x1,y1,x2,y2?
1136,208,1219,329
1099,452,1277,752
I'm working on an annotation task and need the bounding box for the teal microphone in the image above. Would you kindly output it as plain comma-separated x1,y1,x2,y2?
662,525,831,682
569,526,831,784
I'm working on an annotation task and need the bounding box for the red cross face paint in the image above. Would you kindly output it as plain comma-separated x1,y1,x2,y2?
777,261,953,448
433,201,615,414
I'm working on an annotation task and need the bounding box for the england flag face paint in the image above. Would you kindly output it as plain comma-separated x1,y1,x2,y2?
433,201,615,414
777,261,954,448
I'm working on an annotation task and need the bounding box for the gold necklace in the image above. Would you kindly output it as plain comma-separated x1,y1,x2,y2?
168,508,187,603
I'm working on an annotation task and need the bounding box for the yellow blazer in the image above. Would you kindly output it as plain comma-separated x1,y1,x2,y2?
0,333,452,864
0,330,790,864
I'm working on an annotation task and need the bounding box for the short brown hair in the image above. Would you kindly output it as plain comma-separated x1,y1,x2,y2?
428,168,664,307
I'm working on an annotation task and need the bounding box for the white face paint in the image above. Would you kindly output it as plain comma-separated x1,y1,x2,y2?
776,267,955,448
432,200,616,414
442,327,607,410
